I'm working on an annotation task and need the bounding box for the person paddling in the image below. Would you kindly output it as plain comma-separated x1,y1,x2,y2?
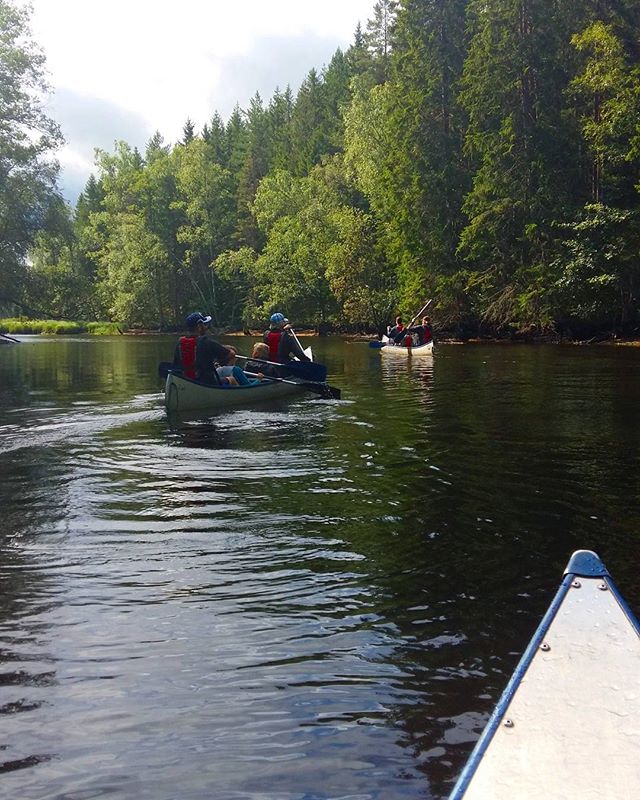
173,312,232,385
173,312,210,379
406,316,433,346
263,312,310,364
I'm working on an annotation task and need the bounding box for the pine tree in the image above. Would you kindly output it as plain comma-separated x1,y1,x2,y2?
457,0,587,327
289,69,330,175
322,49,355,150
182,118,196,144
236,93,270,248
383,0,469,307
205,112,227,164
267,87,294,171
365,0,399,82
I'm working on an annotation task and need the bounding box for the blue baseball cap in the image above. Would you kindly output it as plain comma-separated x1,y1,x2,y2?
186,312,212,329
270,312,286,324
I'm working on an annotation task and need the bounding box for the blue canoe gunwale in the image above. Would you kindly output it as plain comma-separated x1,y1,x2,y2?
449,549,640,799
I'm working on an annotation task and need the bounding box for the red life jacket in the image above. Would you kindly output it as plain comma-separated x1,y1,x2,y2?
179,335,198,379
264,330,282,362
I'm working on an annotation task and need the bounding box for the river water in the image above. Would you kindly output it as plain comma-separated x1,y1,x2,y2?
0,335,639,800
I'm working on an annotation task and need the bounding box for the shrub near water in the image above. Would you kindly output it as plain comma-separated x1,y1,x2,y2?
85,322,122,335
0,319,122,335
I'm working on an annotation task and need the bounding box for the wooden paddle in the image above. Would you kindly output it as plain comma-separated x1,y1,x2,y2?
405,298,433,330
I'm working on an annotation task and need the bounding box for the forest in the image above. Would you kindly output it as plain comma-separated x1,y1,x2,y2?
2,0,640,337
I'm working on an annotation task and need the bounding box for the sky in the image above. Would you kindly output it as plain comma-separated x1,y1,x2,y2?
23,0,375,204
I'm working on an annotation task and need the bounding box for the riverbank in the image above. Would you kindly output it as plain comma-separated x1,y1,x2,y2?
3,319,638,346
0,319,122,335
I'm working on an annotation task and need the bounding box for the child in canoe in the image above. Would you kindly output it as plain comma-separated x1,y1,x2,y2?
216,347,264,386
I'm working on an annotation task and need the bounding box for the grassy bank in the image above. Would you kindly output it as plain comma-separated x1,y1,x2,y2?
0,319,122,335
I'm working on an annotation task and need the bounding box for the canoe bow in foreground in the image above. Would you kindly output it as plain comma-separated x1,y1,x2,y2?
450,549,640,799
165,372,307,412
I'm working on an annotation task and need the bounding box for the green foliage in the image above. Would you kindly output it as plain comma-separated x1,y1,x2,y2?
382,0,469,307
17,0,640,337
569,22,640,203
0,0,63,314
325,207,396,329
253,190,338,323
84,322,122,335
211,247,258,327
552,204,640,331
0,318,119,335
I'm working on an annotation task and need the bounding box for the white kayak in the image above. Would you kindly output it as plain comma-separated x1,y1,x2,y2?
449,549,640,799
379,335,434,357
164,372,308,412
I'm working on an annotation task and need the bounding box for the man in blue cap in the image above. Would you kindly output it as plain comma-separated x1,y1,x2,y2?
173,312,232,384
263,312,310,365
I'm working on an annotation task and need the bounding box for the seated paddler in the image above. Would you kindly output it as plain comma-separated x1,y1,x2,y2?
173,311,233,385
263,312,310,368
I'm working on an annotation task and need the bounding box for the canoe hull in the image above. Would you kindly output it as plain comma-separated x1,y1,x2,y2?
164,372,306,412
380,340,434,357
450,550,640,799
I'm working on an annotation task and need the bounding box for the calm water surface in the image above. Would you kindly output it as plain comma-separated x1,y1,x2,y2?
0,335,639,799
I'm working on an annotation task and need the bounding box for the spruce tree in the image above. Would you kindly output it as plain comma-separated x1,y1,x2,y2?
384,0,469,307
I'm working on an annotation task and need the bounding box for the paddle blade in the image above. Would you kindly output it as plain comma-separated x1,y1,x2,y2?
285,360,327,382
322,384,341,400
369,340,385,349
300,381,341,399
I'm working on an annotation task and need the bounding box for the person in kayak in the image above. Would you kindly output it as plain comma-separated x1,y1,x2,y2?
263,312,310,364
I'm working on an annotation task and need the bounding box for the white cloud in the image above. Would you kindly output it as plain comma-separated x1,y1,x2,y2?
22,0,374,202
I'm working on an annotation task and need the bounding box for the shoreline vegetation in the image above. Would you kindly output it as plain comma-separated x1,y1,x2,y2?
2,319,639,346
0,319,123,336
3,2,640,342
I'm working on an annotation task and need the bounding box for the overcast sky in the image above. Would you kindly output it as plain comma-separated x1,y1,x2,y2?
23,0,375,203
